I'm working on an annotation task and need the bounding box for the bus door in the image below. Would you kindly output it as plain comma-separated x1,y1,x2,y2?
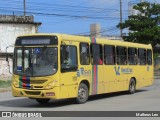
79,43,92,95
60,44,78,98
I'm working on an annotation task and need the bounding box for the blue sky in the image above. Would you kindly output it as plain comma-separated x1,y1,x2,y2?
0,0,158,36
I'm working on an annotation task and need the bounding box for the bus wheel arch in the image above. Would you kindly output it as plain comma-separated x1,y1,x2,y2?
76,80,90,104
80,80,90,92
128,77,136,94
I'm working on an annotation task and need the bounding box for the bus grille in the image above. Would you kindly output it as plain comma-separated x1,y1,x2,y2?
20,80,47,84
25,91,41,95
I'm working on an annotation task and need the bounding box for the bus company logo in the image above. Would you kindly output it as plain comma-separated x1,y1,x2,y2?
114,66,120,76
114,66,133,75
77,68,91,77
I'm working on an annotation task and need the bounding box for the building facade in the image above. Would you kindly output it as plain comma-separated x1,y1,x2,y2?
0,15,41,80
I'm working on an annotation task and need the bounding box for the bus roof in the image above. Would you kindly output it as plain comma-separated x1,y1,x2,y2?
60,34,152,49
17,33,152,49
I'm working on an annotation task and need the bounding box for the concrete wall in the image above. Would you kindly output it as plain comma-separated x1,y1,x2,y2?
0,58,12,80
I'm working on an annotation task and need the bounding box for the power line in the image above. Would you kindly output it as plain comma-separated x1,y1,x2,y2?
0,0,128,36
1,2,127,19
0,1,120,19
2,0,118,11
73,26,119,35
0,8,122,20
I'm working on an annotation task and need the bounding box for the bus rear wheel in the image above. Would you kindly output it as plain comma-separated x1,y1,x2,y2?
129,78,136,94
76,83,89,104
36,98,50,104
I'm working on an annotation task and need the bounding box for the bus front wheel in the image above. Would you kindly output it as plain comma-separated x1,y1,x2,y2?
36,98,50,104
129,78,136,94
76,83,89,104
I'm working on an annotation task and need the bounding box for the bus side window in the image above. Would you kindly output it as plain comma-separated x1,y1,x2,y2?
90,44,103,65
104,45,115,65
116,46,127,65
138,49,146,65
128,48,137,65
80,43,90,65
147,49,152,65
61,45,78,71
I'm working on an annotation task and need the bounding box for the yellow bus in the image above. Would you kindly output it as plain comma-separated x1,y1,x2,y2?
11,33,154,104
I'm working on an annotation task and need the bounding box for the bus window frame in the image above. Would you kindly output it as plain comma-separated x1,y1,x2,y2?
79,42,90,65
60,45,78,72
104,45,116,65
147,49,152,65
128,47,138,65
90,43,103,65
116,46,127,65
138,48,147,65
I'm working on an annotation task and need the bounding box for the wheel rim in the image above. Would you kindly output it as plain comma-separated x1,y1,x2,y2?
78,88,87,100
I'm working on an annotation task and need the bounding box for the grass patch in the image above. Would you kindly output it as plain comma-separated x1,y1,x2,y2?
0,80,11,88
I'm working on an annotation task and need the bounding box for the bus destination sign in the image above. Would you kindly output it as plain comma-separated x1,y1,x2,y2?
15,36,58,46
21,39,50,45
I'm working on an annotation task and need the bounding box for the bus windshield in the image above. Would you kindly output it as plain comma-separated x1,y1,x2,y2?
13,47,58,77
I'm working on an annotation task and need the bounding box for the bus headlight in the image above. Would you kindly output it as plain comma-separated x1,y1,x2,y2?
12,79,19,88
45,81,55,89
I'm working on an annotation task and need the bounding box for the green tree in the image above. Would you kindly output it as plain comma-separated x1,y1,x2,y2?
118,2,160,48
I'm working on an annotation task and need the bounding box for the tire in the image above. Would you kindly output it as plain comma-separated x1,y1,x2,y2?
36,99,50,104
76,83,89,104
129,78,136,94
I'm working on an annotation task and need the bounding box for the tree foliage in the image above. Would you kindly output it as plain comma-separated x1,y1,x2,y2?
118,2,160,48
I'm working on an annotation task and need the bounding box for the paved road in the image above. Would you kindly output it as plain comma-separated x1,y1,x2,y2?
0,78,160,112
0,78,160,119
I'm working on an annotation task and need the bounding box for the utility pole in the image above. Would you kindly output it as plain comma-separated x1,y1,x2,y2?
24,0,26,16
120,0,123,38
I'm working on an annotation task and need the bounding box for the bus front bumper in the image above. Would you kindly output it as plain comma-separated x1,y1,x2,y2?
12,86,59,99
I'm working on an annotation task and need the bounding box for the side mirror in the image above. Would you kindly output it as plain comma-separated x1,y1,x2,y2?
6,53,13,74
5,44,14,61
